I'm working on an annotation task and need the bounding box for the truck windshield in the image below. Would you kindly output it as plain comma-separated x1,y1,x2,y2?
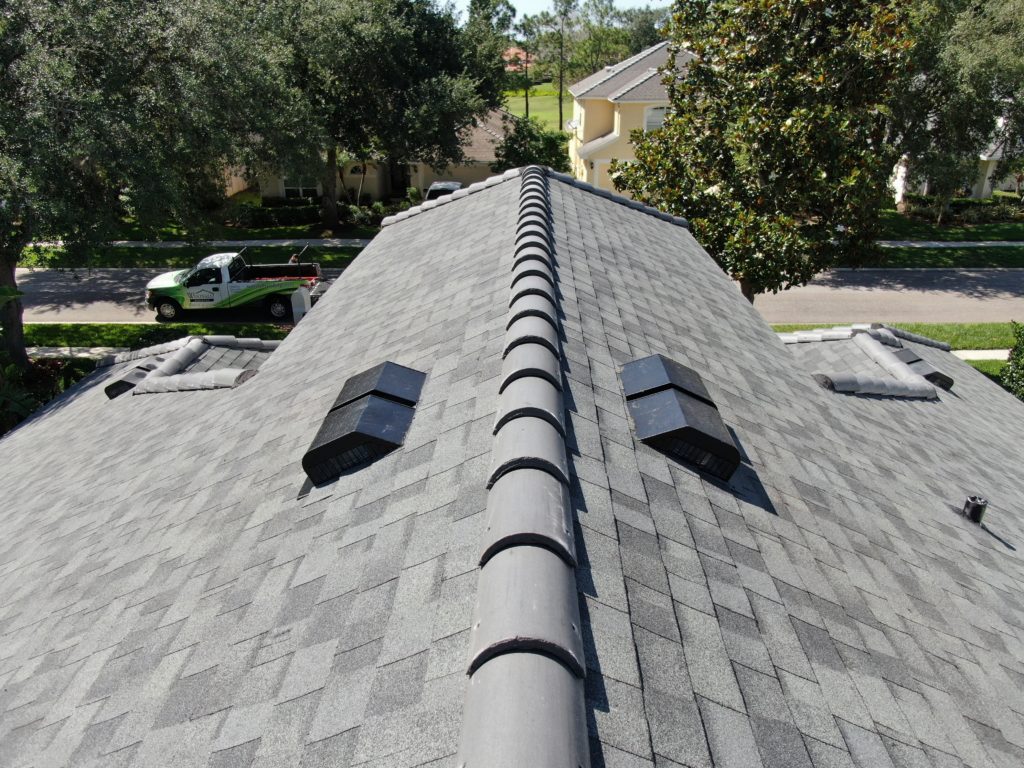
175,268,194,285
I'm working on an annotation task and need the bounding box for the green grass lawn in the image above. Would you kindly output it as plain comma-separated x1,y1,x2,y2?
771,322,1016,350
867,245,1024,268
504,86,571,132
25,323,291,349
21,244,361,269
877,209,1024,242
967,359,1008,384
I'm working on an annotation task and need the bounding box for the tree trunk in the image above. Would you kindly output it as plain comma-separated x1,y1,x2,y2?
524,61,530,119
557,20,565,129
321,146,339,228
739,278,756,304
0,257,29,369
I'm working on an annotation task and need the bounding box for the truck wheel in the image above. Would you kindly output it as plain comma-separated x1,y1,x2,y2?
267,295,290,320
156,298,181,321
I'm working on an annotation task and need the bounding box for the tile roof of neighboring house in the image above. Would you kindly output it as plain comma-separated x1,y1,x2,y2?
569,42,693,103
3,168,1024,768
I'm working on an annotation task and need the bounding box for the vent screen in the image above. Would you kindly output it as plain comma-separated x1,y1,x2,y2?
621,355,740,481
892,348,954,390
302,362,426,484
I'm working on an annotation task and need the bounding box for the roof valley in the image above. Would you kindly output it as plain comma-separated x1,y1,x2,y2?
457,167,590,766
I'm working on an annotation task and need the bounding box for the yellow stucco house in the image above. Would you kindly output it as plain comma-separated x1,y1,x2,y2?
256,110,508,202
568,42,693,193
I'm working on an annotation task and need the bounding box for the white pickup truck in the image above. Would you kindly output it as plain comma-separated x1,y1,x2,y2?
145,251,325,320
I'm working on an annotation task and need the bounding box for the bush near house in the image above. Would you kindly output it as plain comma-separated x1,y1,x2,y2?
900,194,1024,227
0,355,96,436
1002,321,1024,401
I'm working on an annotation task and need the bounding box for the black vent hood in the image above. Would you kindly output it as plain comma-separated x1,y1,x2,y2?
620,354,740,481
302,362,426,484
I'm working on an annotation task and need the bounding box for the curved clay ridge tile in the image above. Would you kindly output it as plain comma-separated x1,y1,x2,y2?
457,167,589,768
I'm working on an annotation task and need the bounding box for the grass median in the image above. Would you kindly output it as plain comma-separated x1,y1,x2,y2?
967,359,1008,383
21,244,362,269
771,322,1015,350
877,210,1024,242
25,322,291,350
869,245,1024,269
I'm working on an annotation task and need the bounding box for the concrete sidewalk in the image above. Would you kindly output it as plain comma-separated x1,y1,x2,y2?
878,240,1024,248
28,346,127,359
33,237,372,249
953,349,1011,361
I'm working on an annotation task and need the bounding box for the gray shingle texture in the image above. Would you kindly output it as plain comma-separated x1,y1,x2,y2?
2,167,1024,768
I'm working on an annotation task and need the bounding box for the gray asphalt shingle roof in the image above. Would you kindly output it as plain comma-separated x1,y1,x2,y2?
3,168,1024,768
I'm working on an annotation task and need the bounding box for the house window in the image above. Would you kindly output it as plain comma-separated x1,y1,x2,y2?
283,178,318,198
644,106,669,132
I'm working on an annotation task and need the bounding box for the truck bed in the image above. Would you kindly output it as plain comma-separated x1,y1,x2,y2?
237,262,320,281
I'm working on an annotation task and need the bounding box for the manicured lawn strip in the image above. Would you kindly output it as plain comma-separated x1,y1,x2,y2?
869,246,1024,269
25,323,291,349
111,217,378,242
967,359,1008,385
504,86,571,132
21,245,361,269
877,210,1024,242
771,322,1015,350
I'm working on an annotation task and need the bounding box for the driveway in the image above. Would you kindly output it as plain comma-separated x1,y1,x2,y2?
755,268,1024,323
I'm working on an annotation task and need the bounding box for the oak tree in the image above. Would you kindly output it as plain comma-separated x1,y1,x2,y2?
614,0,913,300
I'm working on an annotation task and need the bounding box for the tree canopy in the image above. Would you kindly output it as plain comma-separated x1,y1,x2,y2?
614,0,913,300
279,0,507,225
0,0,291,364
885,0,1020,219
491,116,571,173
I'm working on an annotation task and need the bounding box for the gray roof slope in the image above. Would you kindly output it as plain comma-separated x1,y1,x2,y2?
0,181,519,768
3,169,1024,768
570,42,670,99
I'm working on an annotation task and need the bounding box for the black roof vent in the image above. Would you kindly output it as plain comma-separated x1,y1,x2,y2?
621,354,740,481
892,348,954,390
332,361,427,409
302,362,426,484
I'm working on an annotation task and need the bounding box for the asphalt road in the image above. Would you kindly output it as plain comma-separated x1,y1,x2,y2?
15,267,346,324
755,268,1024,323
15,266,1024,324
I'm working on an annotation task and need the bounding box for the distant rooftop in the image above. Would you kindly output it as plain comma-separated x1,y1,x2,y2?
569,41,694,102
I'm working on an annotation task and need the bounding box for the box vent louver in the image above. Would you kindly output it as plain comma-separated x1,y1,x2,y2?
302,361,426,484
621,354,740,481
892,348,954,390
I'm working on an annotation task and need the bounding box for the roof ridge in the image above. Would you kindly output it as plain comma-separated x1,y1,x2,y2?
608,66,663,101
569,40,668,98
457,166,589,768
814,332,938,399
382,166,690,231
380,168,522,227
883,324,952,351
545,169,690,228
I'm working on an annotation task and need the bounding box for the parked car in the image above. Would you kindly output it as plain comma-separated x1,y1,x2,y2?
424,181,462,200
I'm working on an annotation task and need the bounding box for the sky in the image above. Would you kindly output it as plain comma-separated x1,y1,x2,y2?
451,0,670,21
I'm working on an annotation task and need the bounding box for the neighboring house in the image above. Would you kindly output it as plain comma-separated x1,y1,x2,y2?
257,110,508,203
502,45,533,72
892,130,1018,204
4,167,1024,767
568,42,693,193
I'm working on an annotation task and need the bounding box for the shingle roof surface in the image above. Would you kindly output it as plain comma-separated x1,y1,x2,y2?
569,42,670,99
3,170,1024,768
